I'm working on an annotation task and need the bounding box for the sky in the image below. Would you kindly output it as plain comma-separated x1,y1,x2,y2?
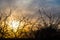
0,0,60,8
0,0,60,15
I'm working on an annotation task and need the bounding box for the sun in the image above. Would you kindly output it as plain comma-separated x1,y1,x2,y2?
11,20,20,32
7,20,20,32
11,20,20,31
11,20,19,28
6,17,25,32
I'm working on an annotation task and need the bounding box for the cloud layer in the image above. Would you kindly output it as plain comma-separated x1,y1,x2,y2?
0,0,60,7
0,0,60,15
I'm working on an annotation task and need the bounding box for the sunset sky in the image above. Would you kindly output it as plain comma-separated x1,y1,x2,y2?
0,0,60,8
0,0,60,16
0,0,60,38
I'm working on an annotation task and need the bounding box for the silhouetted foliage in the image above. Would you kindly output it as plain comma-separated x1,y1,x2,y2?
33,8,60,40
0,7,60,40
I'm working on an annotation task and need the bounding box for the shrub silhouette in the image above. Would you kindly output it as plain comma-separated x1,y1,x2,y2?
0,7,60,40
35,25,56,40
34,8,60,40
